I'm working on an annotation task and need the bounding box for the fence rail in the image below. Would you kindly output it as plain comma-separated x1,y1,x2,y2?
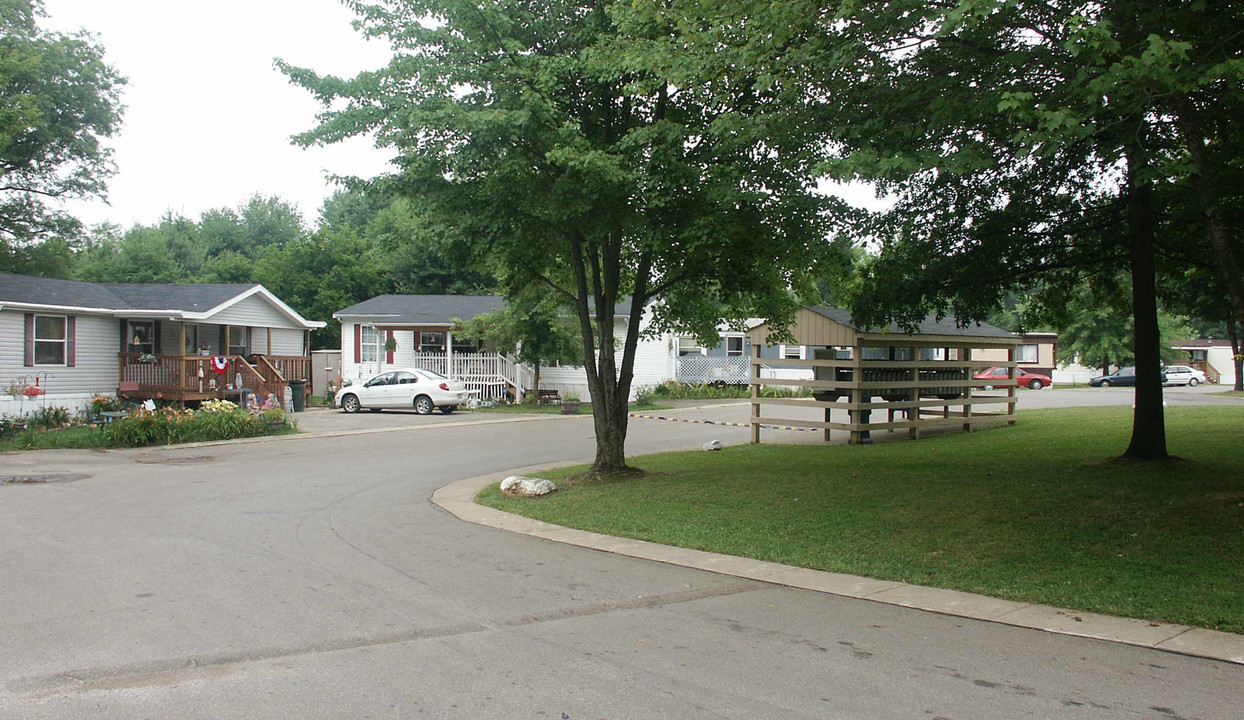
409,352,524,402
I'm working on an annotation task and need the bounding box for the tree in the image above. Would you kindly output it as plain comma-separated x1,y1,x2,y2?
281,0,827,473
0,0,124,253
459,284,583,396
660,0,1242,459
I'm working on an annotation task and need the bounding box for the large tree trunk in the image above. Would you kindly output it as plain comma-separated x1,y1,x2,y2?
1229,320,1243,393
1123,147,1168,460
1175,101,1244,333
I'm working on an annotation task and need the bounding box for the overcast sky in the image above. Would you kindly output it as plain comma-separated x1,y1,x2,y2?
42,0,396,231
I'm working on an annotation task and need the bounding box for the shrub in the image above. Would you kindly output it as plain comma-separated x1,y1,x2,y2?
0,414,26,440
89,395,122,416
28,405,72,430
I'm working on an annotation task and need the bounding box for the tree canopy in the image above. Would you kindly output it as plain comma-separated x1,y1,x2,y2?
0,0,124,255
281,0,831,472
651,0,1242,459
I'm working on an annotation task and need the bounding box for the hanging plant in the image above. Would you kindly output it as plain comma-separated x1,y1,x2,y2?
384,335,398,353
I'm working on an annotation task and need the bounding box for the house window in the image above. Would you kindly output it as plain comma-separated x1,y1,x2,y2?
678,336,704,356
361,326,380,362
919,347,946,361
420,331,446,352
1017,344,1038,363
128,320,155,354
451,335,479,353
34,315,67,365
780,345,803,360
228,326,248,356
726,337,744,356
1190,349,1208,362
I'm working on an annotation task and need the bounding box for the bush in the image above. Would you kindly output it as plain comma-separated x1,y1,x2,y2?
28,405,71,430
0,414,26,440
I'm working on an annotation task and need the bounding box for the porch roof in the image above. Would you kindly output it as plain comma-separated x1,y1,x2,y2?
747,305,1017,348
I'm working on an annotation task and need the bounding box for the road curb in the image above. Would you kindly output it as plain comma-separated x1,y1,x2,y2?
432,466,1244,667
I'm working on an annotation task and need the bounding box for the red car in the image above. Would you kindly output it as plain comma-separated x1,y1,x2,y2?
973,366,1053,390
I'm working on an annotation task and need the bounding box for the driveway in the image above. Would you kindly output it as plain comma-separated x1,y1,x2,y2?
1,410,1240,718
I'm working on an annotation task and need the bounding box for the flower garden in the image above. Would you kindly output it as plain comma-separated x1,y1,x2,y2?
0,395,293,451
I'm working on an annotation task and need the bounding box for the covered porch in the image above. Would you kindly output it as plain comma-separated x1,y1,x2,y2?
116,317,313,405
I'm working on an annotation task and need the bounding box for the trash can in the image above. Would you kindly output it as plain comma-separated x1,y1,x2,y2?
289,380,307,412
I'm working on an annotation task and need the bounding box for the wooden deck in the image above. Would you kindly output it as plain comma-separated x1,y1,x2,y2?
117,354,311,405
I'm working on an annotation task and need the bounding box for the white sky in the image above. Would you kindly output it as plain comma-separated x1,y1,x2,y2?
42,0,396,231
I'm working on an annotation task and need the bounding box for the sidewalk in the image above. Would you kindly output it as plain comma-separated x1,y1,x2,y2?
432,464,1244,667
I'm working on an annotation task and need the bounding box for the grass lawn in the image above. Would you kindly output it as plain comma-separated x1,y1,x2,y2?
479,405,1244,634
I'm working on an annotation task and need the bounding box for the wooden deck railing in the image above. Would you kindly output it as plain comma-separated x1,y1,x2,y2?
118,353,309,402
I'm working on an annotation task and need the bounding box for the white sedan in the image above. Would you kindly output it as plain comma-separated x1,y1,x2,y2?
336,369,471,414
1162,365,1208,387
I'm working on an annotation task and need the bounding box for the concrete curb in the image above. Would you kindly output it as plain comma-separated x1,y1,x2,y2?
432,465,1244,667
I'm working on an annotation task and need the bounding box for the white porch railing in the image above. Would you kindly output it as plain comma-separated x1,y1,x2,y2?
410,352,530,402
677,355,750,385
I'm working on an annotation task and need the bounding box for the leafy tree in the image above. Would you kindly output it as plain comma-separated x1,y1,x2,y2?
254,230,386,351
281,0,827,473
660,0,1242,459
364,196,493,294
0,0,124,251
459,285,582,396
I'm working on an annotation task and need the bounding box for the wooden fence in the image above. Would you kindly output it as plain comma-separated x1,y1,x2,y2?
750,355,1018,445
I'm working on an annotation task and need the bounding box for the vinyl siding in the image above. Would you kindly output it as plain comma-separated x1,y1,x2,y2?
207,294,303,329
1,309,119,397
268,328,305,355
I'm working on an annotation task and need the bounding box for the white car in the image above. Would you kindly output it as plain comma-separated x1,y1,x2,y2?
1162,365,1207,387
336,368,471,414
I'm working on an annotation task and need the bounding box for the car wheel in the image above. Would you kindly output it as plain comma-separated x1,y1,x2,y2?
341,394,361,413
439,405,457,415
1100,379,1111,388
1188,378,1199,387
1029,379,1043,390
414,395,434,415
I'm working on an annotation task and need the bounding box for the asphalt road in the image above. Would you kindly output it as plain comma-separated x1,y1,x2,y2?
1,394,1241,718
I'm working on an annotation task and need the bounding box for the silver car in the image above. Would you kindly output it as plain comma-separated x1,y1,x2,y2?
1162,365,1207,387
336,368,472,414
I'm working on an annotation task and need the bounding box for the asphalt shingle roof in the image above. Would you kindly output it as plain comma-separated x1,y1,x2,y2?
807,305,1015,338
0,273,259,313
334,295,507,324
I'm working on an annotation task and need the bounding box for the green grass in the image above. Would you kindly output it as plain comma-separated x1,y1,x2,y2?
479,405,1244,633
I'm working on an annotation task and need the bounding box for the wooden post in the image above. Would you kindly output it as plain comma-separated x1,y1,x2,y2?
178,324,187,394
962,346,973,432
1008,345,1018,425
849,341,863,445
750,343,761,444
910,360,920,440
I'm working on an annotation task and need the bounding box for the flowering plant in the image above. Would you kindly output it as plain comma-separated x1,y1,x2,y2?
248,394,286,425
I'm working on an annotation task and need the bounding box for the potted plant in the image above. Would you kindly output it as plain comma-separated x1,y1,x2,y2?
384,335,398,354
561,392,581,415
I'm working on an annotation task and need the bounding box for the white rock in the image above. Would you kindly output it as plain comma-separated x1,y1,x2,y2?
500,475,557,497
702,440,723,451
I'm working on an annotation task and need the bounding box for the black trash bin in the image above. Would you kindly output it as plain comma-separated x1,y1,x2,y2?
289,380,307,413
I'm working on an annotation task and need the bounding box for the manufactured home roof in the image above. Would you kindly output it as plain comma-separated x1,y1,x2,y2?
806,306,1015,339
0,272,260,312
335,294,637,324
334,295,507,324
0,272,324,328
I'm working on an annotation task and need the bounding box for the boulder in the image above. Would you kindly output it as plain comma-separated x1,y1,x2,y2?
500,475,557,498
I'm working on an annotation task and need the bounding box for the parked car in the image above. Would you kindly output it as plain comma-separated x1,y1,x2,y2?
1089,366,1168,387
972,366,1053,390
1162,365,1207,387
336,368,471,414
